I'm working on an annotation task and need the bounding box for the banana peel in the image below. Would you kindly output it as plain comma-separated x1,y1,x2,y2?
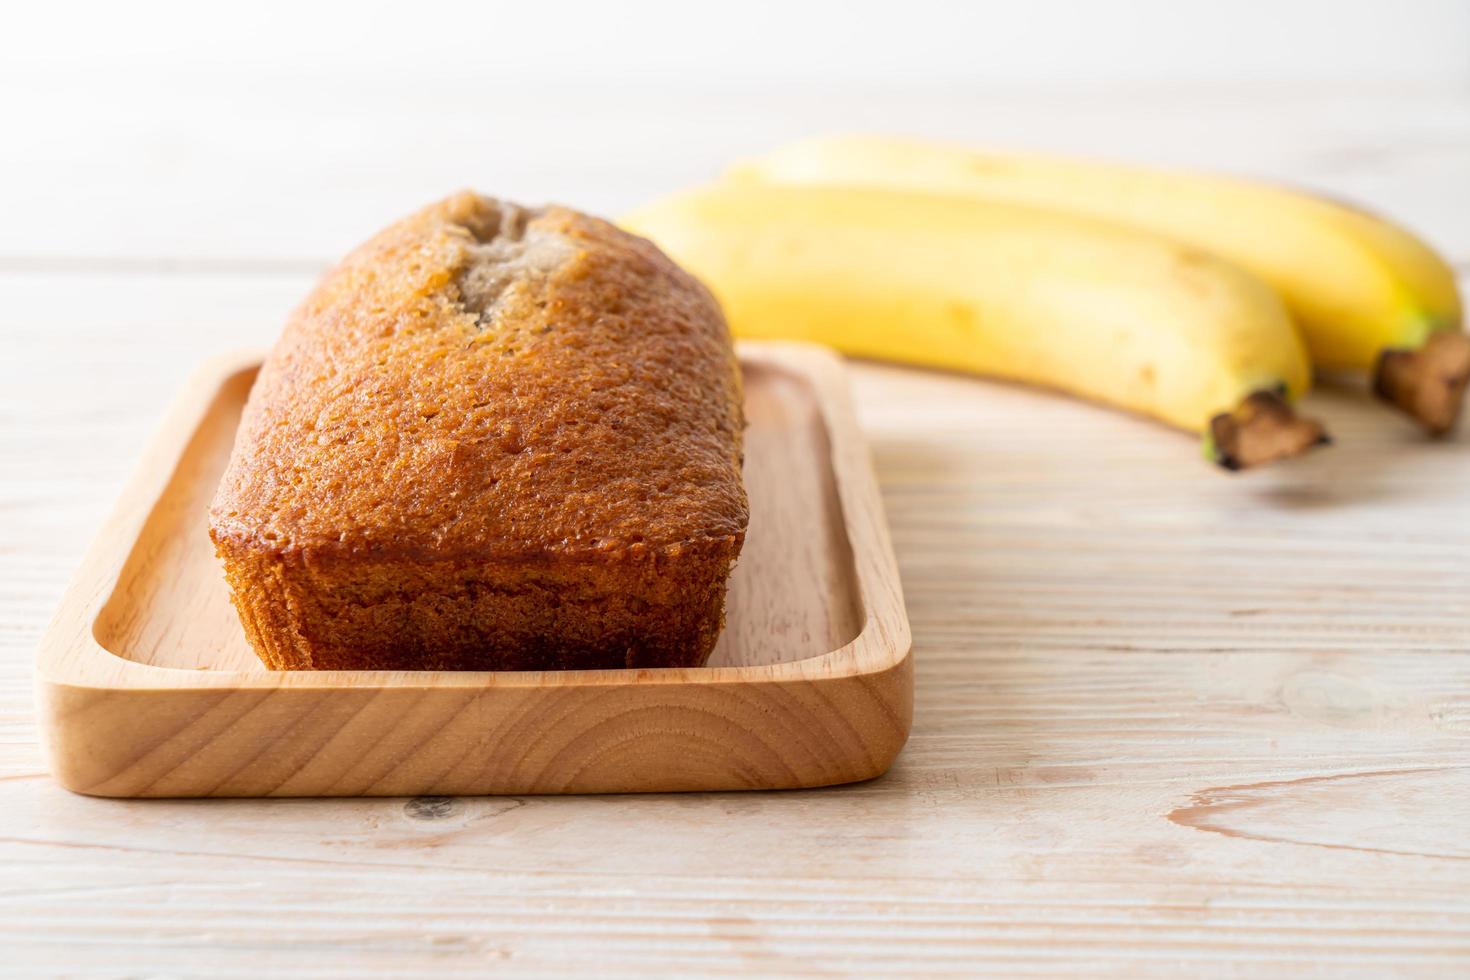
733,134,1466,433
624,181,1330,470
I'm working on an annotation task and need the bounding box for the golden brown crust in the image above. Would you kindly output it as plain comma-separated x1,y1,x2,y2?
210,191,747,670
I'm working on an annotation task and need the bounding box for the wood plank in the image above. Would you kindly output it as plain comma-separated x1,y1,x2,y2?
3,266,1469,971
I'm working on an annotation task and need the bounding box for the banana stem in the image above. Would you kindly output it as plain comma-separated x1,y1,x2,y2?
1207,390,1331,471
1373,330,1470,436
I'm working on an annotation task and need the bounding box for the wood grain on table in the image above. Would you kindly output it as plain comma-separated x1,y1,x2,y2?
1,79,1468,975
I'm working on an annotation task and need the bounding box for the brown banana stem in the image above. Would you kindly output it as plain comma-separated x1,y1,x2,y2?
1373,330,1470,436
1209,390,1331,471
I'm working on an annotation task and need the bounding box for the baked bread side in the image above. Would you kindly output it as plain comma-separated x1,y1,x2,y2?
209,192,747,670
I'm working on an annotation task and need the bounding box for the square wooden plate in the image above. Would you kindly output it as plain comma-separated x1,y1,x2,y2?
36,342,911,797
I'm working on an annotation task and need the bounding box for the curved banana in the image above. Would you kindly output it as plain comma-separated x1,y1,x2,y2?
731,134,1468,434
623,183,1327,469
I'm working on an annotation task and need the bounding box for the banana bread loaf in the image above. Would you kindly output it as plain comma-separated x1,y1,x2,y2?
209,191,748,671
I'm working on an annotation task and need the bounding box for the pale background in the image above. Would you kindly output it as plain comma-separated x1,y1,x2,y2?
8,0,1469,83
3,2,1469,974
4,0,1469,264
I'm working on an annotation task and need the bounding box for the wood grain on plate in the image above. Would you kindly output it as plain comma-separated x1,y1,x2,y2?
35,343,911,798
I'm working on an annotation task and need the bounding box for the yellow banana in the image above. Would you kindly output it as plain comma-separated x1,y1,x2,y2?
730,134,1469,434
624,183,1327,469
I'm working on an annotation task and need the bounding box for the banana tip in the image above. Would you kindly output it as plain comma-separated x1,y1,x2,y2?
1373,330,1470,436
1208,391,1332,472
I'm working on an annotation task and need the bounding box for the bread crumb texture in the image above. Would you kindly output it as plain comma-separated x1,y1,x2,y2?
210,191,748,670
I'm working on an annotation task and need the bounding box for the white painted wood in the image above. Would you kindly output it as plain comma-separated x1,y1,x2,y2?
2,82,1469,974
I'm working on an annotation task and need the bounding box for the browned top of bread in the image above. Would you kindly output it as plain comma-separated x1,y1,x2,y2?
210,191,746,564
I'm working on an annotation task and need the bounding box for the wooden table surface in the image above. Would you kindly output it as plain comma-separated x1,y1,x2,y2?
3,77,1469,975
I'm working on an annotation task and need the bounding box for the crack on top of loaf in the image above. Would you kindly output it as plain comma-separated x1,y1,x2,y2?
452,197,571,328
461,198,530,245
